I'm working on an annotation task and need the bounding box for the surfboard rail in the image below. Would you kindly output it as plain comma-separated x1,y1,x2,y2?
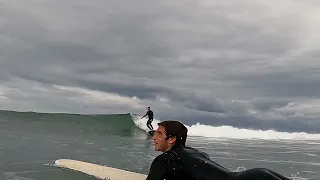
54,159,147,180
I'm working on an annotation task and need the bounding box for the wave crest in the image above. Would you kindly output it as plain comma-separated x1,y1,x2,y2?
130,114,320,140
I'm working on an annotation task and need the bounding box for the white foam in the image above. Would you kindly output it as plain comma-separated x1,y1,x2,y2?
130,114,320,140
186,123,320,140
131,114,160,132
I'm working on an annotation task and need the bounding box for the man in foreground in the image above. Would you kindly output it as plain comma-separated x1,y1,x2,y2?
141,107,154,130
146,120,291,180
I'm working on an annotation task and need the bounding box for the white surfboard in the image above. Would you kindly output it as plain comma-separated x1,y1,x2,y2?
54,159,147,180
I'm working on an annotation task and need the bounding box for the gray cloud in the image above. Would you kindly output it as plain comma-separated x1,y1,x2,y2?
0,0,320,132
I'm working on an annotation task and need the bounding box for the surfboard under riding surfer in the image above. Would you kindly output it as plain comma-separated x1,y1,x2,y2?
141,107,154,130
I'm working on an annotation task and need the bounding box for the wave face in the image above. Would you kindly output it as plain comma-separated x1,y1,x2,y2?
131,115,320,140
0,110,319,140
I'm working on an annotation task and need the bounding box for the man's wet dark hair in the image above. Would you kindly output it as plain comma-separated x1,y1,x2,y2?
157,120,188,146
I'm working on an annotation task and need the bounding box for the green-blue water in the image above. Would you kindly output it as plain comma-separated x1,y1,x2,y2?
0,110,319,180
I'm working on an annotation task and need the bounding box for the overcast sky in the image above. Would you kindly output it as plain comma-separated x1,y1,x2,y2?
1,0,320,132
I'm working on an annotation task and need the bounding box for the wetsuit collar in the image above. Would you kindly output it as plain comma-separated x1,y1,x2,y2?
170,144,184,151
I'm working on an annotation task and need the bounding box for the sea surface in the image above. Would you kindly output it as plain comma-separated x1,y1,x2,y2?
0,110,319,180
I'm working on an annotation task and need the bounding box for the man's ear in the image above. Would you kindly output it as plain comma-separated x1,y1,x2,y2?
168,136,176,145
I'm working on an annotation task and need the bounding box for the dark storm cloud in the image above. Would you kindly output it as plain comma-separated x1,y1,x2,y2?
250,98,290,112
0,0,320,132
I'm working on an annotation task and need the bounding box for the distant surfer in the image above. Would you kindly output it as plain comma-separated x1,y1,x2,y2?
141,107,154,130
146,120,291,180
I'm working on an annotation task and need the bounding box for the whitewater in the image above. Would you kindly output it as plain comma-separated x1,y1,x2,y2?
133,114,320,141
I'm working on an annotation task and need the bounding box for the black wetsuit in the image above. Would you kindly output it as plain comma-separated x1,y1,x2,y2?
146,144,291,180
143,110,153,130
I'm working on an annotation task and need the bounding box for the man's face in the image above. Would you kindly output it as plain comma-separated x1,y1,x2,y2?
152,126,175,152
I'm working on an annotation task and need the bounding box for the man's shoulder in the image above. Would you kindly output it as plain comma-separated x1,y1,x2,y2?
154,150,180,163
179,146,211,159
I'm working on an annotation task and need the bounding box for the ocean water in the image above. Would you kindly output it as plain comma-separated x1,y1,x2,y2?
0,110,319,180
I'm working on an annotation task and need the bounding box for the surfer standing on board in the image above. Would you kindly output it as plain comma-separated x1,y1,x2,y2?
141,107,154,130
146,120,291,180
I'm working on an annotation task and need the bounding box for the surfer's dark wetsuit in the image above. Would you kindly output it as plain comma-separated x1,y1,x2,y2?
142,110,153,130
146,144,291,180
